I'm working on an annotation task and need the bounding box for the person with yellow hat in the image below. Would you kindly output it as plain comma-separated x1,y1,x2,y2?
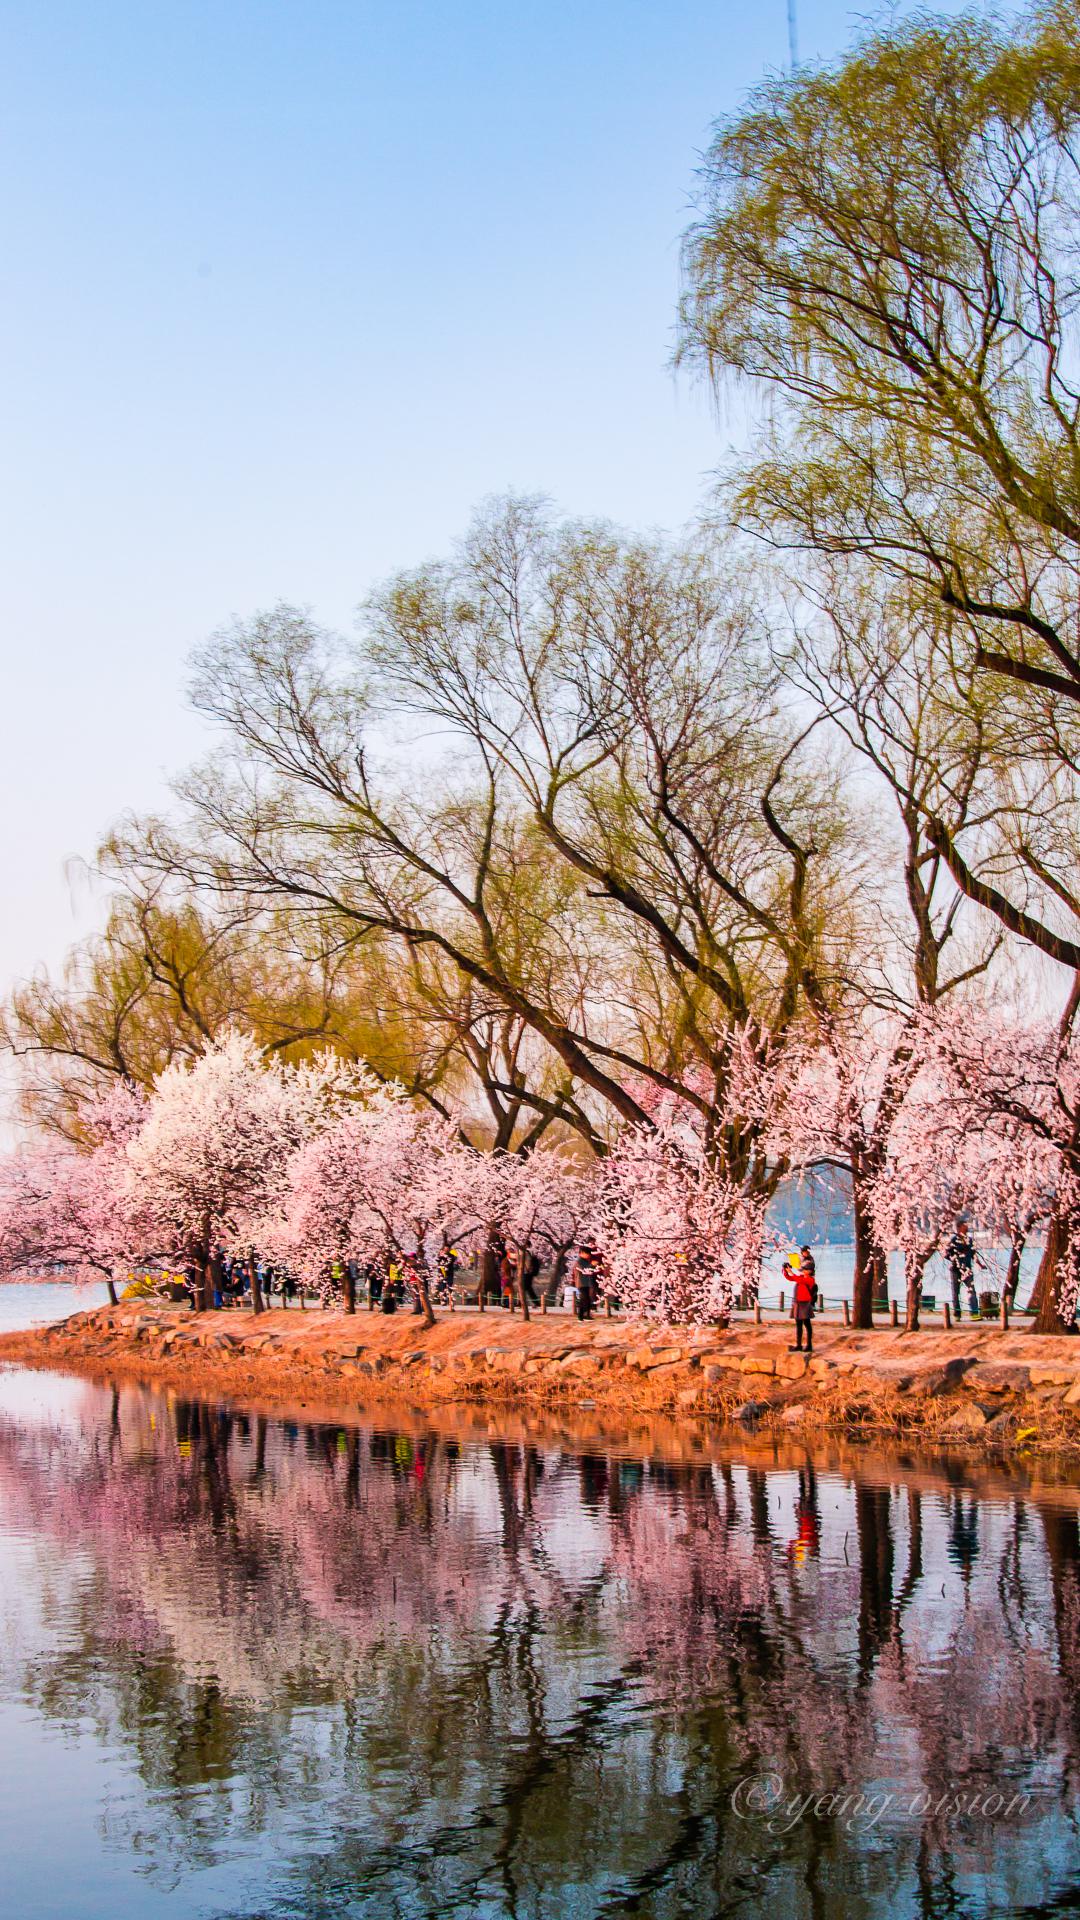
783,1248,817,1353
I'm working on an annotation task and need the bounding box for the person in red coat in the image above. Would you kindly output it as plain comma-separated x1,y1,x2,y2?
783,1251,817,1354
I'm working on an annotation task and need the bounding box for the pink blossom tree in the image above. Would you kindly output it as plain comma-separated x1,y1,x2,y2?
867,1067,1014,1331
123,1031,363,1311
780,1009,1065,1331
270,1086,496,1325
921,1005,1080,1331
772,1017,926,1325
0,1082,150,1304
589,1098,768,1324
488,1145,594,1319
900,1070,1062,1328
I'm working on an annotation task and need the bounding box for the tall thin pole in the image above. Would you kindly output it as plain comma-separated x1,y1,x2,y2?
787,0,799,72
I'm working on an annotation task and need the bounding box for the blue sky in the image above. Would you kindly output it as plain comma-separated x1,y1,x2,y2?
0,0,1007,1001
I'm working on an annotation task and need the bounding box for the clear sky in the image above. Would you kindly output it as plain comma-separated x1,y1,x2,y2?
0,0,1005,1003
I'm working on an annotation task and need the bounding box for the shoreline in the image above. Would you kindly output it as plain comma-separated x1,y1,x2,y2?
5,1300,1080,1459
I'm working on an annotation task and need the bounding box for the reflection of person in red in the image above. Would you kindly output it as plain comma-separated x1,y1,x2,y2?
786,1467,821,1565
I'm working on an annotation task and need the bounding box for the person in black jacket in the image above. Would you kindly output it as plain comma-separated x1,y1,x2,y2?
944,1219,979,1318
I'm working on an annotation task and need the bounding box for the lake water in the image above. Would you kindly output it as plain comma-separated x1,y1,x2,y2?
0,1279,109,1332
1,1345,1079,1917
762,1243,1044,1311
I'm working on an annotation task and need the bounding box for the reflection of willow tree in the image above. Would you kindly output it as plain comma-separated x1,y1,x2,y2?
0,1395,1078,1915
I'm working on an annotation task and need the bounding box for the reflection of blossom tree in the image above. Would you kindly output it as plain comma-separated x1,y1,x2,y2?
0,1392,1078,1915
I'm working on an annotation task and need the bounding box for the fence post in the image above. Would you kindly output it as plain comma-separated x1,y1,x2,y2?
1000,1294,1009,1330
779,1289,785,1313
753,1301,762,1325
541,1295,548,1316
943,1301,952,1330
842,1299,851,1327
890,1300,899,1327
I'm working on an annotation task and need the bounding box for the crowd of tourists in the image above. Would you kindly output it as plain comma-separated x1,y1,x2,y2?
152,1236,614,1318
133,1221,1004,1328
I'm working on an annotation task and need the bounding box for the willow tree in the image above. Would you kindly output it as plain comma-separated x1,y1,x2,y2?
0,889,458,1138
769,571,1004,1318
110,507,868,1276
680,2,1080,952
361,499,871,1214
680,2,1080,1323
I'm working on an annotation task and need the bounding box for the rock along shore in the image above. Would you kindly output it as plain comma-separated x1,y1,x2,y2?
7,1301,1080,1457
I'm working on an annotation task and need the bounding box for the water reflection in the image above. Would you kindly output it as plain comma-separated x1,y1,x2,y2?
0,1370,1078,1918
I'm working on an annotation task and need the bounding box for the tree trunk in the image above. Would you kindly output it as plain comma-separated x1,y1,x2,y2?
1032,1206,1076,1334
209,1246,225,1310
851,1178,881,1330
904,1252,928,1333
248,1248,264,1316
516,1248,530,1323
344,1263,356,1314
106,1278,118,1306
192,1239,209,1312
871,1247,888,1306
417,1270,436,1329
1006,1232,1026,1306
481,1238,499,1308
